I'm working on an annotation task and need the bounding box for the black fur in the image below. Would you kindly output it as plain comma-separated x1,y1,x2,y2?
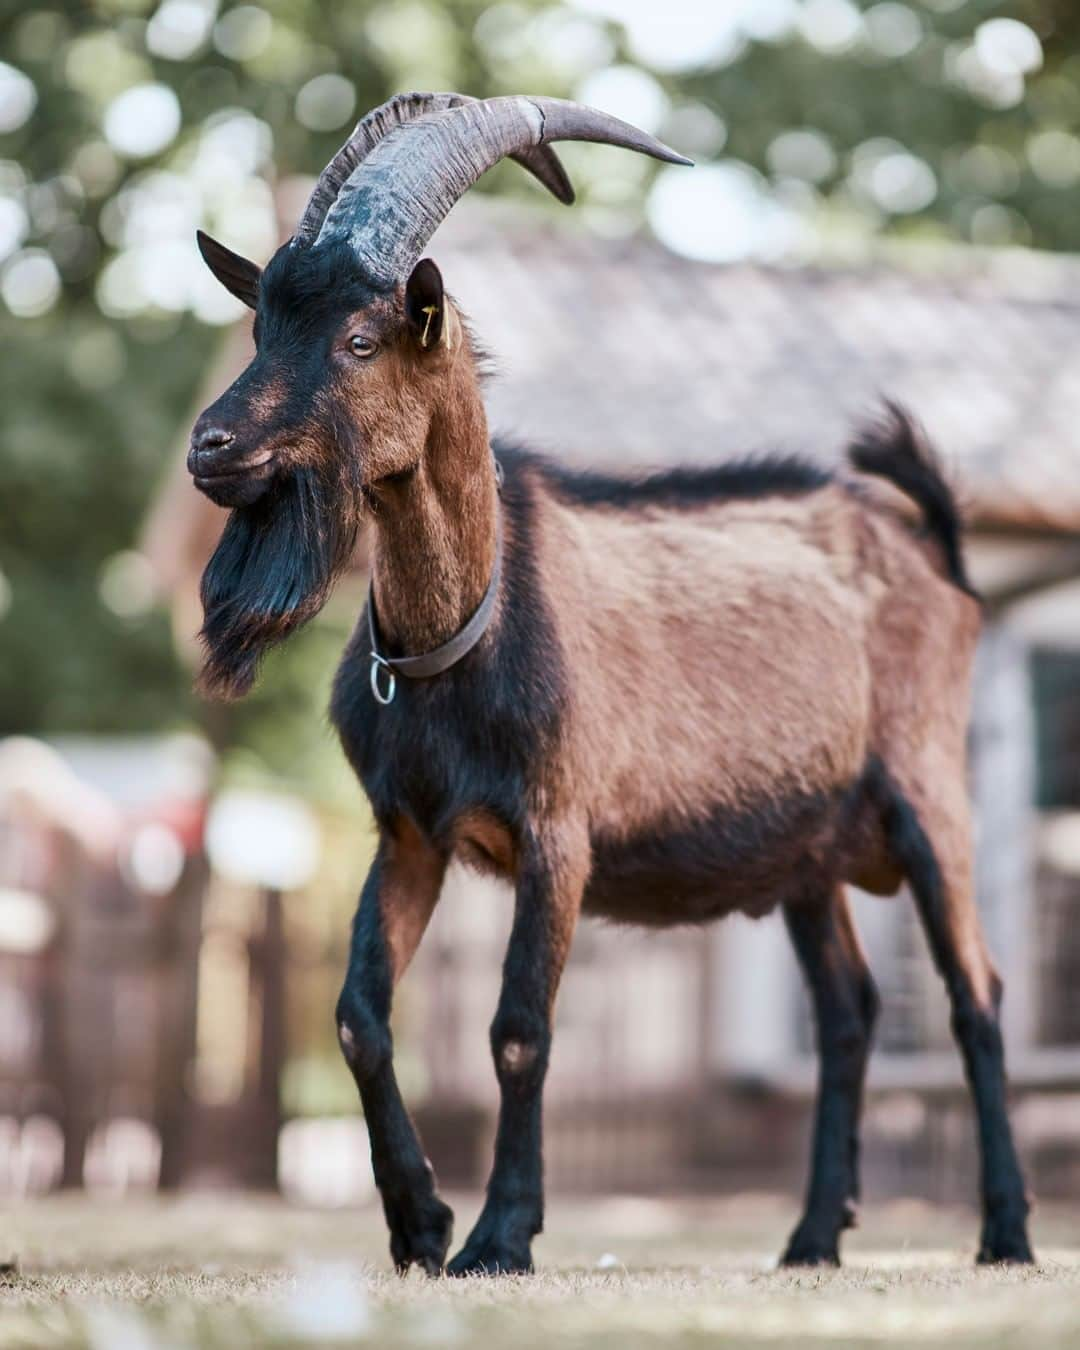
337,849,454,1273
196,242,387,697
257,237,387,342
848,401,976,598
199,454,362,698
330,458,566,837
196,230,260,309
524,446,833,512
583,768,881,925
781,893,879,1266
447,835,557,1275
330,465,571,1276
871,761,1033,1264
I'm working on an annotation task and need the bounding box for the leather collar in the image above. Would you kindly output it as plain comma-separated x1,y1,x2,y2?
366,473,503,705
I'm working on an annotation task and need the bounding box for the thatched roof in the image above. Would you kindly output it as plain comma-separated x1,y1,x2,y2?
437,204,1080,534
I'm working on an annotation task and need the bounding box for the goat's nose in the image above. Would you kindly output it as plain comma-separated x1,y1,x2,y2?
188,426,235,475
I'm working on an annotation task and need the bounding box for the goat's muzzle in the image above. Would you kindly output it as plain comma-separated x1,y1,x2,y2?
188,421,276,507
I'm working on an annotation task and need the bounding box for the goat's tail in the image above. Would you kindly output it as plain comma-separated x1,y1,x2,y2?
848,401,977,598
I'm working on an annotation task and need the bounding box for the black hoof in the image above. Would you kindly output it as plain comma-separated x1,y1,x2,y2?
780,1221,841,1268
446,1243,533,1277
446,1204,536,1276
385,1193,454,1275
977,1214,1034,1265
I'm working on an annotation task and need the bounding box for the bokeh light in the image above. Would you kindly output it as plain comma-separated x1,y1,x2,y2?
0,887,55,955
850,138,938,214
574,0,755,72
799,0,863,55
976,18,1044,78
0,2,1070,327
0,197,28,262
1,250,61,317
0,62,36,134
104,84,183,160
577,65,668,135
767,129,837,185
146,0,218,61
295,73,357,132
863,3,922,60
125,822,186,895
213,6,273,62
206,791,321,891
1028,129,1080,190
648,160,805,263
99,551,158,618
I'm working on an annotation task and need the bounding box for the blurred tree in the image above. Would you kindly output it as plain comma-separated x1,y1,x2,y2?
0,0,1076,795
0,0,564,794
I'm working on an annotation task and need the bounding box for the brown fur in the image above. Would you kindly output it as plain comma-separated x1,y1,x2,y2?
549,486,873,834
339,295,499,653
379,816,447,983
322,286,986,999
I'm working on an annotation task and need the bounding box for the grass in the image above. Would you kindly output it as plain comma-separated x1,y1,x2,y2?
1,1192,1079,1348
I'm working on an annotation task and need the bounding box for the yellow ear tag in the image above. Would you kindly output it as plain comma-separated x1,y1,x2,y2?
440,303,456,351
420,304,439,349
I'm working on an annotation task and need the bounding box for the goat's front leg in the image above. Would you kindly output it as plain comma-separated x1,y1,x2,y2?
336,820,452,1274
447,820,588,1276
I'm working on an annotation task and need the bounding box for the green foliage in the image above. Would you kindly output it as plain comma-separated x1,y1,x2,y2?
679,0,1080,253
0,309,206,732
0,0,558,786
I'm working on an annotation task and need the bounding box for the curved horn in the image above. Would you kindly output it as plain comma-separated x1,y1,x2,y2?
295,91,574,245
316,96,692,287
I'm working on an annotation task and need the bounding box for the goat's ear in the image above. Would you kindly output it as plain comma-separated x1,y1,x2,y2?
405,258,445,352
196,230,261,310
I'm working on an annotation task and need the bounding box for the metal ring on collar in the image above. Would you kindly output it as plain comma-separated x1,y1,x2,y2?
370,651,397,706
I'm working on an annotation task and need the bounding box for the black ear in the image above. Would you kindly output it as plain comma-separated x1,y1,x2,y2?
405,258,445,351
196,230,261,310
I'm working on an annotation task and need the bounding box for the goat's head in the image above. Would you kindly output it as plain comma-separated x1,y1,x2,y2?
190,92,690,699
191,236,475,515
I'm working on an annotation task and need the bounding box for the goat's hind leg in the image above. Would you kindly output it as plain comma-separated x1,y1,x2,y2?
336,826,453,1274
781,885,879,1267
883,778,1033,1264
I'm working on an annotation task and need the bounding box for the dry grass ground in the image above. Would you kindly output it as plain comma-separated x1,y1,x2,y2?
1,1192,1079,1349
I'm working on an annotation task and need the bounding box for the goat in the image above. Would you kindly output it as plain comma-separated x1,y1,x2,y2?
189,92,1033,1274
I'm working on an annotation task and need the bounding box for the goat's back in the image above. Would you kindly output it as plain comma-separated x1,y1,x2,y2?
515,454,979,919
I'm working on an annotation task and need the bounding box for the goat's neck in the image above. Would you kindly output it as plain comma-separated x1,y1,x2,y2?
368,380,498,655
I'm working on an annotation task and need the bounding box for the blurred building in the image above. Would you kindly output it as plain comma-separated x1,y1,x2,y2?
0,734,210,1195
105,206,1080,1199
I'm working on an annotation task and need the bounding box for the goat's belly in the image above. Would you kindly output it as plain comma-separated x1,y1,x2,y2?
582,777,868,926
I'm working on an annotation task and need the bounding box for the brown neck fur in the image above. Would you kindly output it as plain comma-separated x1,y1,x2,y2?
368,317,499,654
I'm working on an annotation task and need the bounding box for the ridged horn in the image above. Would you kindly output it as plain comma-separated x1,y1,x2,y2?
294,91,574,245
316,95,692,287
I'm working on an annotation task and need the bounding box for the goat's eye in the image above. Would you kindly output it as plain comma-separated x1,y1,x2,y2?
350,334,378,358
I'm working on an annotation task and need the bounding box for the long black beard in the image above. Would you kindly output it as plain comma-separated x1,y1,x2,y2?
197,464,360,700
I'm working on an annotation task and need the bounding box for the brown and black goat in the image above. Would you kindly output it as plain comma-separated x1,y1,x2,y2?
189,92,1033,1274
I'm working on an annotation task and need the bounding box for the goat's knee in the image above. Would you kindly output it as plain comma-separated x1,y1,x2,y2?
336,988,391,1083
820,1006,874,1089
857,968,881,1035
950,988,1004,1060
490,1008,549,1092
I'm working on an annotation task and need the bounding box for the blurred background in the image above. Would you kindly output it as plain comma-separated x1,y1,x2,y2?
3,0,1080,1215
